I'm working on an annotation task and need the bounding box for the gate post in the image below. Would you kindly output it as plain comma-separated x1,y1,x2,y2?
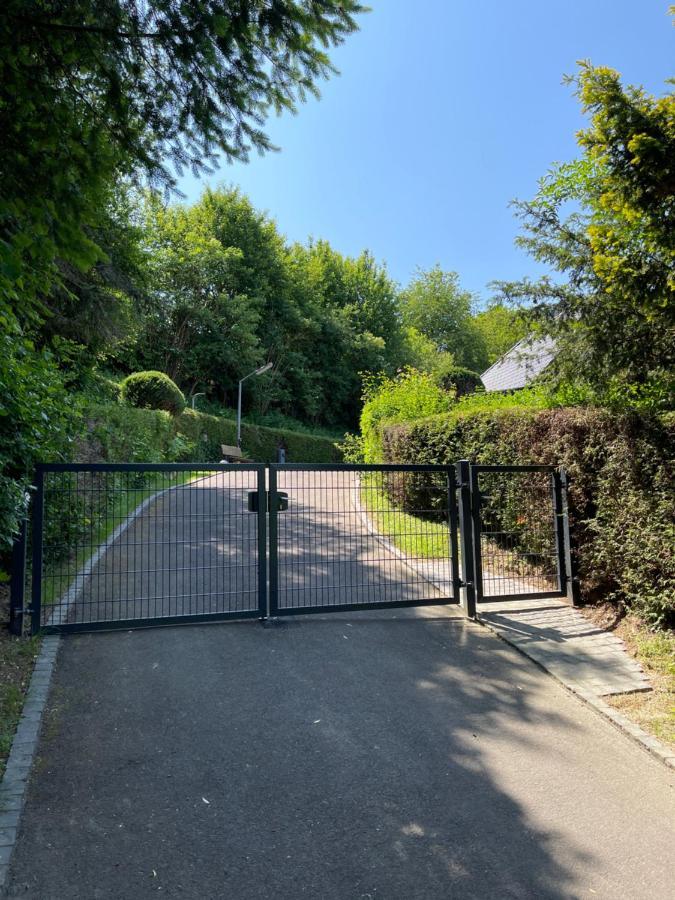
268,465,279,618
455,460,477,619
30,467,45,636
9,516,28,636
559,469,581,607
257,466,268,619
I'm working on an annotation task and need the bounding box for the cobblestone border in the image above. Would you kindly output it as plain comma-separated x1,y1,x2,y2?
0,635,60,889
476,614,675,771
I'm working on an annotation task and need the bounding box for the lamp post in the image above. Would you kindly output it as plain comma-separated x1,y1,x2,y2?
237,362,272,448
191,392,205,410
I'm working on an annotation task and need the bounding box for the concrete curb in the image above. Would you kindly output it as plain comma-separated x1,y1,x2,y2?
0,635,61,889
476,613,675,771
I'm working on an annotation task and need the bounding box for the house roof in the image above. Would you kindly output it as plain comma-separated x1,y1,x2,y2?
480,336,557,392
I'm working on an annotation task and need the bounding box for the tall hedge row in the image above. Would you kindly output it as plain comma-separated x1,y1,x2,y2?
382,407,675,627
175,410,343,464
83,403,342,465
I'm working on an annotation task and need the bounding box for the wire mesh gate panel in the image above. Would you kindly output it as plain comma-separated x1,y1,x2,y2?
31,464,267,633
268,465,460,616
471,465,567,603
17,460,575,635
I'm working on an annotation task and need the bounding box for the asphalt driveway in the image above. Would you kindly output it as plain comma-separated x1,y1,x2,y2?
5,610,674,899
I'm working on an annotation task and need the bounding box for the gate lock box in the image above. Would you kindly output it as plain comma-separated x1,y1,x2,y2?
247,491,289,513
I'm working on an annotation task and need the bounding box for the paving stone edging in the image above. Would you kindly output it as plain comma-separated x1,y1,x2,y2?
0,635,60,890
476,613,675,771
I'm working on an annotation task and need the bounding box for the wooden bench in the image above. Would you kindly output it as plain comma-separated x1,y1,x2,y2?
220,444,245,462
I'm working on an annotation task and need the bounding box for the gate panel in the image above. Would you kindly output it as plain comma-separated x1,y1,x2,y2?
471,465,565,602
32,464,266,633
269,464,460,616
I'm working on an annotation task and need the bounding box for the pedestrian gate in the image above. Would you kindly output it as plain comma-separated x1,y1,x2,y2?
11,462,576,635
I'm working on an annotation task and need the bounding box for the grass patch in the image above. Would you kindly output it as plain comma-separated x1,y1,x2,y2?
0,584,41,776
358,475,450,559
606,615,675,749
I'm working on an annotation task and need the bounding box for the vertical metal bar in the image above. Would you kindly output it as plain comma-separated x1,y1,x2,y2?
469,464,484,605
456,460,476,619
9,516,28,636
268,465,278,617
447,468,461,602
257,465,268,617
560,469,581,606
30,467,45,635
552,471,567,595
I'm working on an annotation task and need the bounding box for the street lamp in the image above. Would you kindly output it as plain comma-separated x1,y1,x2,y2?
237,362,273,448
191,392,205,410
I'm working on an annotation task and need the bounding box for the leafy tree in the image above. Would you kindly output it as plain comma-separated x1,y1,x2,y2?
0,0,364,318
121,189,263,398
497,60,675,408
400,266,489,372
289,240,405,368
473,303,528,365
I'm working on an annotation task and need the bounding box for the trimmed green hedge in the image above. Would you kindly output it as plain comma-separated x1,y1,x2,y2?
382,406,675,627
175,409,342,464
83,403,342,465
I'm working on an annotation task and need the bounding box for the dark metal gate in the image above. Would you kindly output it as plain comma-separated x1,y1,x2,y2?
268,464,461,617
10,460,577,635
468,464,577,606
25,463,267,634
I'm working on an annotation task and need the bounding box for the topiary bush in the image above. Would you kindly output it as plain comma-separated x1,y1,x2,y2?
120,371,185,415
434,363,484,397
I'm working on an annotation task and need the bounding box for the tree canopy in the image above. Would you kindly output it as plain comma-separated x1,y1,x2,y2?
0,0,364,318
497,61,675,407
400,266,489,373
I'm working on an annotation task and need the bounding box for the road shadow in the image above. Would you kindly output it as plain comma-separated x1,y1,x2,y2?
0,613,632,899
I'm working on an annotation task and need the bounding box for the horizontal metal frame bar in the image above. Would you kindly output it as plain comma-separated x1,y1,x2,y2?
272,463,454,472
275,597,458,617
472,465,556,473
42,609,262,634
478,590,564,603
37,463,264,473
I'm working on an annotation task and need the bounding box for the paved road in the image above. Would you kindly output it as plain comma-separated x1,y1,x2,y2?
6,610,675,899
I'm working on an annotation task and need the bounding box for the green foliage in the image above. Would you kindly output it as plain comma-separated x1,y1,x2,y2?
473,303,529,365
86,403,176,464
381,405,675,628
0,0,364,319
360,369,454,463
175,410,342,464
497,61,675,408
120,371,186,416
433,362,483,397
400,267,489,372
116,188,404,428
83,401,341,467
0,319,79,552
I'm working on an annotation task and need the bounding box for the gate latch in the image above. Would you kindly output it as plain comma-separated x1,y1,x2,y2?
247,491,289,513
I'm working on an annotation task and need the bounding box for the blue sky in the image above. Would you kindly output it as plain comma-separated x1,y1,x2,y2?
177,1,673,304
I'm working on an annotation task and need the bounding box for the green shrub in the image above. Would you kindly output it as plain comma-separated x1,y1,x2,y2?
360,369,453,463
0,326,79,553
175,410,342,464
381,406,675,628
120,371,185,415
434,363,483,397
85,403,175,463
